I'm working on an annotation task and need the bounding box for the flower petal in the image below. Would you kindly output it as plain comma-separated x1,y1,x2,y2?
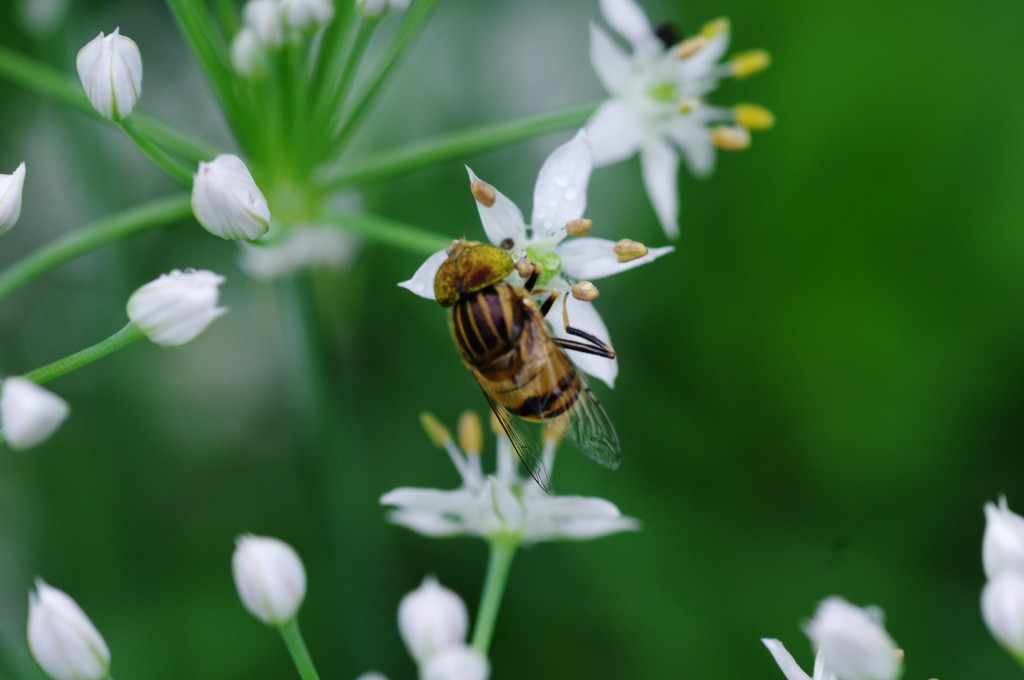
547,297,617,388
640,138,680,238
466,167,528,247
584,99,644,167
558,237,674,280
762,638,814,680
667,115,716,179
589,23,632,96
531,130,593,238
398,248,448,300
681,30,731,82
387,510,467,537
598,0,659,54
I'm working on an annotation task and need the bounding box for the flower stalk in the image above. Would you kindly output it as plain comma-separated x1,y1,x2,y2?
279,619,321,680
470,537,518,655
23,323,146,385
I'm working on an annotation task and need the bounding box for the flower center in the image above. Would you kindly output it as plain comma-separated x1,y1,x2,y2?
647,81,677,104
524,247,561,288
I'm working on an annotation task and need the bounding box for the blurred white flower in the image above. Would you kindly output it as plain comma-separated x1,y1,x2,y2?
983,497,1024,579
240,225,359,279
191,154,271,240
27,580,110,680
16,0,71,37
354,673,389,680
0,161,26,234
804,597,901,680
982,571,1024,659
380,412,639,544
398,130,672,388
0,377,69,450
126,268,227,347
75,28,142,121
398,576,469,664
420,645,490,680
356,0,410,19
232,534,307,626
762,638,836,680
242,0,284,47
586,0,772,237
282,0,334,30
230,27,266,77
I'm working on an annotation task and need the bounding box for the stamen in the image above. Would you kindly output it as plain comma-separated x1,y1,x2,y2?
675,35,708,59
700,17,730,38
514,256,541,280
571,281,600,301
488,410,503,435
565,218,593,236
471,178,496,207
711,125,751,150
458,411,483,455
733,103,775,130
613,238,649,263
731,49,771,79
677,96,703,114
420,411,452,447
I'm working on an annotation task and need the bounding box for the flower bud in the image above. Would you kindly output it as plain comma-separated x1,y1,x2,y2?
191,154,270,240
983,497,1024,579
420,644,490,680
27,580,110,680
126,269,227,347
230,27,266,78
232,534,307,626
1,377,69,450
243,0,284,47
75,28,142,121
355,0,410,18
0,162,26,234
397,576,468,663
804,597,901,680
281,0,335,30
982,572,1024,658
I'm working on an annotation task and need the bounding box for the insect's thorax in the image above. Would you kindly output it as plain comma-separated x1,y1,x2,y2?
449,282,527,366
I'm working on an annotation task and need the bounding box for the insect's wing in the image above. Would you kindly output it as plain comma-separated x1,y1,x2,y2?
479,387,553,492
555,372,621,470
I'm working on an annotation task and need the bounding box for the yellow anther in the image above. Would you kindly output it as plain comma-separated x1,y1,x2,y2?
571,281,600,301
700,17,730,38
514,256,541,280
674,34,707,59
613,238,648,263
457,411,483,454
471,178,496,207
488,411,503,435
677,96,703,114
731,49,771,79
565,218,593,236
711,125,751,150
420,412,452,447
733,103,775,130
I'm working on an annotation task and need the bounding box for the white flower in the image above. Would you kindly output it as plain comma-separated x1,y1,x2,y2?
240,225,358,279
380,413,639,544
191,154,271,240
398,576,469,664
982,571,1024,659
230,27,266,77
355,673,389,680
281,0,334,30
27,580,110,680
242,0,284,47
126,269,227,347
420,645,490,680
804,597,901,680
355,0,410,18
983,497,1024,579
586,0,772,237
398,130,673,388
75,28,142,121
232,534,307,626
762,638,836,680
0,161,26,233
0,377,69,450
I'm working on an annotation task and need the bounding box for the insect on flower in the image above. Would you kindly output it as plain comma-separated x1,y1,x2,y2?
434,237,621,491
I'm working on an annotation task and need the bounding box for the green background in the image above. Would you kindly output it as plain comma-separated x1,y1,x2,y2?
2,0,1023,677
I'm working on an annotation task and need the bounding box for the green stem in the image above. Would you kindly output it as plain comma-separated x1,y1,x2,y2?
0,193,193,302
322,211,448,255
309,19,375,146
119,117,195,185
471,537,519,655
23,323,146,384
321,101,598,189
278,619,321,680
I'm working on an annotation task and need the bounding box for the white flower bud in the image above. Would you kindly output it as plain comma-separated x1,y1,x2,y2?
232,534,306,626
355,0,410,19
230,27,266,78
1,377,69,450
27,580,110,680
984,497,1024,579
243,0,284,47
982,572,1024,657
126,269,227,347
281,0,334,30
420,644,490,680
0,162,26,233
191,154,271,240
75,28,142,121
804,597,901,680
355,674,389,680
398,576,468,663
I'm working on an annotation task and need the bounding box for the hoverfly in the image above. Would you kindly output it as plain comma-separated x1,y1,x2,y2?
434,237,620,490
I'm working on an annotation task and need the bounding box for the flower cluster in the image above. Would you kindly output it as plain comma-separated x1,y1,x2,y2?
981,497,1024,660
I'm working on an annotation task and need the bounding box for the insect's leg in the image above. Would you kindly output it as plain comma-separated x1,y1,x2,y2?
552,292,616,359
538,290,558,317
